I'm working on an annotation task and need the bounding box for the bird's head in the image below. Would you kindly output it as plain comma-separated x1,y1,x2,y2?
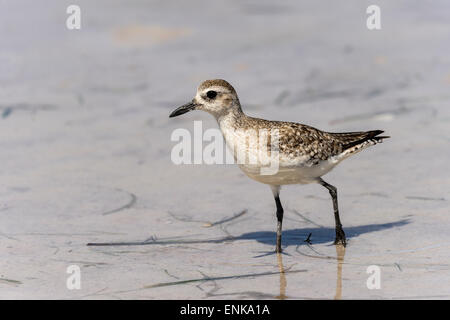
169,79,241,119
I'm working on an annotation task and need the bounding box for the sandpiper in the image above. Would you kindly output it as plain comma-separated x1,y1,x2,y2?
170,79,389,252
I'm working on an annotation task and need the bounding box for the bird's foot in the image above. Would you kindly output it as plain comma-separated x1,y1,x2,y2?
334,229,346,247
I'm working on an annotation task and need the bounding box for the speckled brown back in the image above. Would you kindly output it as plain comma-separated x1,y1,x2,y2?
232,115,386,164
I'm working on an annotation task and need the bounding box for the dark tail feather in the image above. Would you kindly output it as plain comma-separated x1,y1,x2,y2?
341,130,390,150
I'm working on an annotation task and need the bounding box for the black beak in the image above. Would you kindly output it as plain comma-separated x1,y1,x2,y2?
169,102,196,118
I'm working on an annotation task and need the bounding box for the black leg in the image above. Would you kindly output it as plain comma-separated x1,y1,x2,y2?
319,178,346,246
271,186,284,253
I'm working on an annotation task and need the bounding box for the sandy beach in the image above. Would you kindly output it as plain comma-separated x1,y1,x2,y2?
0,0,449,299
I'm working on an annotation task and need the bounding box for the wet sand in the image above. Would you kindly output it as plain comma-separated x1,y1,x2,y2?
1,0,449,299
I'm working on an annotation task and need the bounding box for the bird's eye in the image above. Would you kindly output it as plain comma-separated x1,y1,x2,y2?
206,90,217,99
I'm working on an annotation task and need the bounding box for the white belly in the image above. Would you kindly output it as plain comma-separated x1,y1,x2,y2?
238,159,338,185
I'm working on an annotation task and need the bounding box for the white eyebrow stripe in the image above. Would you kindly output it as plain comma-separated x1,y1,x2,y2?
200,86,227,93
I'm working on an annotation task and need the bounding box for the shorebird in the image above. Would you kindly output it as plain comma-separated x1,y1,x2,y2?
170,79,389,253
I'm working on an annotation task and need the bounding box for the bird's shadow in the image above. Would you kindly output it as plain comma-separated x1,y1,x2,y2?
87,219,410,248
239,219,410,247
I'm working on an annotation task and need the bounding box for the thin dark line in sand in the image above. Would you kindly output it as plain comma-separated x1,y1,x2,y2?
86,235,234,246
86,233,309,247
88,209,248,246
405,196,445,201
292,209,325,228
207,209,248,227
104,268,306,297
144,269,307,289
0,278,22,286
167,209,247,227
295,244,335,261
102,189,137,215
